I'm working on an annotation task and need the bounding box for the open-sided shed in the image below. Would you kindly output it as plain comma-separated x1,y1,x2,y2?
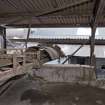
0,0,104,65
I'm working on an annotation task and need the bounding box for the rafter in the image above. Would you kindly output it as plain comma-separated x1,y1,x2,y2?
6,23,90,28
0,11,92,18
37,0,90,16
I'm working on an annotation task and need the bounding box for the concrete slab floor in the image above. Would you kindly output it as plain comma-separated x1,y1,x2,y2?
0,75,105,105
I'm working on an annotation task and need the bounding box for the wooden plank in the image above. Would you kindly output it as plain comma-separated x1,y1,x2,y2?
0,63,33,81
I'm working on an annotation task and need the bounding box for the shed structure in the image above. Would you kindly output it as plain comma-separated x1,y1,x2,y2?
0,0,104,65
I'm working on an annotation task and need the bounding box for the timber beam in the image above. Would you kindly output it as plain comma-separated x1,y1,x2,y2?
90,0,105,65
0,27,6,49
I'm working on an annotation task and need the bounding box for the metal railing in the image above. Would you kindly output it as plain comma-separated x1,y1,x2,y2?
31,35,105,40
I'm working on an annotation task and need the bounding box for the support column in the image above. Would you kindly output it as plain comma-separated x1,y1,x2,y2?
90,26,96,66
0,27,6,49
3,28,6,49
25,24,31,48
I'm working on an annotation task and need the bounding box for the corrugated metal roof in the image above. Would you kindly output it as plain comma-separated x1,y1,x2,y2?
0,0,104,27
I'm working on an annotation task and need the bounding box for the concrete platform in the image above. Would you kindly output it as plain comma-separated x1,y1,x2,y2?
35,64,95,83
0,75,105,105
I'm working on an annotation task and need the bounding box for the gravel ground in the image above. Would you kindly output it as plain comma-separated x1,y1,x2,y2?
0,75,105,105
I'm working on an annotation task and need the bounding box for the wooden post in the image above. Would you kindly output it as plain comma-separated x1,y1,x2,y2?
23,53,26,66
90,26,96,66
13,53,17,70
3,28,6,49
25,24,31,48
0,27,6,51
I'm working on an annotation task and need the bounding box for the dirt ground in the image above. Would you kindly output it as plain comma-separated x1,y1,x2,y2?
0,75,105,105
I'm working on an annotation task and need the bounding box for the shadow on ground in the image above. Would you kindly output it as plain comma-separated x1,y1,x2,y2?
0,76,105,105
